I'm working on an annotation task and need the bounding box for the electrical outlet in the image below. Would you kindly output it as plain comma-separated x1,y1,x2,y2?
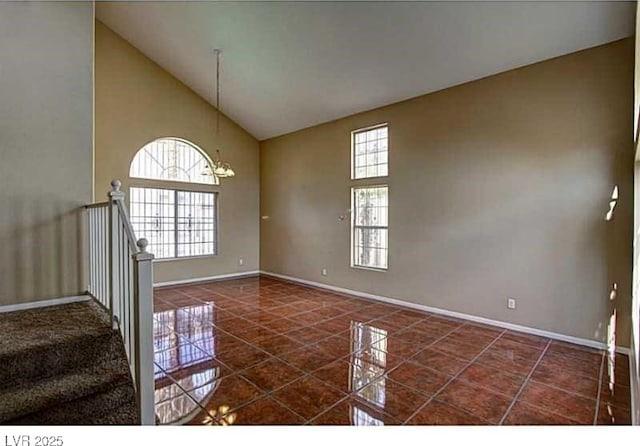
238,258,244,266
321,268,328,276
507,298,516,310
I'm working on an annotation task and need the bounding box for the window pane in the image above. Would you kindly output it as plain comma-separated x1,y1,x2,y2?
353,186,388,227
353,228,388,269
130,187,217,259
177,190,217,257
130,187,175,259
352,125,388,179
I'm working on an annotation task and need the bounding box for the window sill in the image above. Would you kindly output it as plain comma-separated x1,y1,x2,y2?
350,175,389,182
350,265,388,273
153,255,218,263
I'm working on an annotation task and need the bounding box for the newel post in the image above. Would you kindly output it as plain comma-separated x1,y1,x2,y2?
134,238,155,425
108,179,125,329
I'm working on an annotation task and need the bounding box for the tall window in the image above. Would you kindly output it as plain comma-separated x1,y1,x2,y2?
350,123,389,270
351,186,388,269
129,138,218,259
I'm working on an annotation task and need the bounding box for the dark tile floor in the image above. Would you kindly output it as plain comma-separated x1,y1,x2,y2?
152,276,631,426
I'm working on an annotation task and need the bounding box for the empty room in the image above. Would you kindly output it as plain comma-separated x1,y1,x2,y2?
0,0,638,433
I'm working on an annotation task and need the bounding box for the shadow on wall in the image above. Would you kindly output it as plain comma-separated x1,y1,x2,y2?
0,198,86,305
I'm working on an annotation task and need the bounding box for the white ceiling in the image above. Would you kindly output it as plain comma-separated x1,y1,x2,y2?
96,1,635,140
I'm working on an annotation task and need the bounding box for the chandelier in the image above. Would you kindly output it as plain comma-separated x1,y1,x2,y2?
203,49,235,178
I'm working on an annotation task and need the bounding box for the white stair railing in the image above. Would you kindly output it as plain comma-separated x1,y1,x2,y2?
86,201,109,308
85,179,155,425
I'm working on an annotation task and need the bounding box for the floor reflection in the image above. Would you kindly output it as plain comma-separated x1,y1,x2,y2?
155,369,220,425
152,277,628,425
351,404,384,426
349,321,388,424
154,303,221,424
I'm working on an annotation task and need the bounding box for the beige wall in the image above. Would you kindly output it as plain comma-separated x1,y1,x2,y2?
0,2,94,305
261,39,634,345
95,21,260,283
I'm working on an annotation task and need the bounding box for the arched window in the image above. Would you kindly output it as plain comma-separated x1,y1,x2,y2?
130,138,219,185
129,137,218,259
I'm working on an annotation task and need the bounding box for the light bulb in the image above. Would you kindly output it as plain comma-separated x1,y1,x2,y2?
201,164,214,176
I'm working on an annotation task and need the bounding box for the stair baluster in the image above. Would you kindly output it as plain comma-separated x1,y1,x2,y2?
85,179,155,425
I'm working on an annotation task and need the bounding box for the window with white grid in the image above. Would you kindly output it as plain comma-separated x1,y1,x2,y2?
352,125,388,179
130,187,217,260
130,138,219,185
351,186,388,269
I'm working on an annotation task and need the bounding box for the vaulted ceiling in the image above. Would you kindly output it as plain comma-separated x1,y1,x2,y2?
96,1,635,140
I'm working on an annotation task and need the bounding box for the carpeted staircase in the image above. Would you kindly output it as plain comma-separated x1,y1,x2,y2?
0,299,139,425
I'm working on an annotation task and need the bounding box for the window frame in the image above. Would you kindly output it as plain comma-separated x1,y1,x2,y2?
129,136,220,186
128,185,219,261
350,123,389,180
350,184,389,271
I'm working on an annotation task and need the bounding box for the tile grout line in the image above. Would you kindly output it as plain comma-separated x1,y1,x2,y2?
153,361,214,424
217,292,398,338
161,320,511,425
154,341,261,420
305,319,472,425
209,276,434,332
277,323,414,424
208,316,363,423
497,338,551,425
159,330,354,425
184,306,500,425
163,279,453,363
381,321,470,375
200,336,318,424
159,278,603,426
520,375,603,401
401,327,508,425
593,350,606,425
199,351,311,423
158,306,308,422
155,280,461,424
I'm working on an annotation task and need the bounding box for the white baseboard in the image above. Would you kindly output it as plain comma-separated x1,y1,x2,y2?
260,270,628,354
0,295,91,314
154,270,260,288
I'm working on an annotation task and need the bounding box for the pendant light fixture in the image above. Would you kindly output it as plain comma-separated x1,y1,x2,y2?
203,49,235,178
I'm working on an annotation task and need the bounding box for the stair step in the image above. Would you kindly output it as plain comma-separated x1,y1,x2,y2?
0,300,111,353
0,299,139,425
8,383,139,425
0,356,133,423
0,300,119,388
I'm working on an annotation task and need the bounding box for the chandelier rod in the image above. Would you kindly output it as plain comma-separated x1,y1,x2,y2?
215,49,221,139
